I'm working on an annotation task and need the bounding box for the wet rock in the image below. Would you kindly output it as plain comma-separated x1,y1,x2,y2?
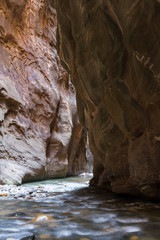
57,0,160,199
31,214,57,225
0,231,35,240
7,212,27,217
0,0,88,185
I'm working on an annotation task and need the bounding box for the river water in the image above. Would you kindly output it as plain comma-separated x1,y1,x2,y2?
0,174,160,240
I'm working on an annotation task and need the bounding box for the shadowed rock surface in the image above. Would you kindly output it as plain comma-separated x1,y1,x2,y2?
0,0,88,185
57,0,160,199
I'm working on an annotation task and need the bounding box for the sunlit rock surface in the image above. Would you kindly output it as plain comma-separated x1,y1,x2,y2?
0,0,88,185
57,0,160,199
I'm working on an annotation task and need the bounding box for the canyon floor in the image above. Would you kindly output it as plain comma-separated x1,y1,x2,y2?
0,175,160,240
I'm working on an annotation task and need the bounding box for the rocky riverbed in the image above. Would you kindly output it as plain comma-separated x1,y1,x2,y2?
0,175,160,240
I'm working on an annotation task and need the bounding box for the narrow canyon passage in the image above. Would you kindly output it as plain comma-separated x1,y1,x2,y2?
0,175,160,240
0,0,160,239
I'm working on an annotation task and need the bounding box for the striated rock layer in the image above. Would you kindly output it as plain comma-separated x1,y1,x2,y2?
57,0,160,199
0,0,88,185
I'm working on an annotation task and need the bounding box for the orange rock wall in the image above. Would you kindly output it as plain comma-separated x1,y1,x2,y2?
0,0,88,184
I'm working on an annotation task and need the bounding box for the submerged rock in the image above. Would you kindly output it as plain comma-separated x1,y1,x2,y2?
0,0,88,184
57,0,160,199
31,214,57,224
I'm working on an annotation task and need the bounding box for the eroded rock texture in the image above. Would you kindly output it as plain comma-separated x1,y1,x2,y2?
0,0,87,185
57,0,160,198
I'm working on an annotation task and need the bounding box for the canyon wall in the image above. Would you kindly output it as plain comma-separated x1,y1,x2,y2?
57,0,160,199
0,0,88,185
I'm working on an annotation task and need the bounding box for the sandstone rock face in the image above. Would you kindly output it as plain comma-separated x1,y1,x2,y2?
57,0,160,199
0,0,87,185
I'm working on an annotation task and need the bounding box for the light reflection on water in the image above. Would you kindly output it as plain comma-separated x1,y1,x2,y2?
0,174,160,240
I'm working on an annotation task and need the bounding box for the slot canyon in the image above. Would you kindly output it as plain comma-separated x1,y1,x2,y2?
0,0,160,239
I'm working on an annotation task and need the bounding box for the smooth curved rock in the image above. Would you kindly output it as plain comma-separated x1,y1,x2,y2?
57,0,160,199
0,0,88,185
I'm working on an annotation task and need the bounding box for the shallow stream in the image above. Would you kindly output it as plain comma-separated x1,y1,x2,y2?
0,174,160,240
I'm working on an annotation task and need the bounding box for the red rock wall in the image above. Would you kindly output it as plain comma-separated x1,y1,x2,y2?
0,0,87,184
57,0,160,199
